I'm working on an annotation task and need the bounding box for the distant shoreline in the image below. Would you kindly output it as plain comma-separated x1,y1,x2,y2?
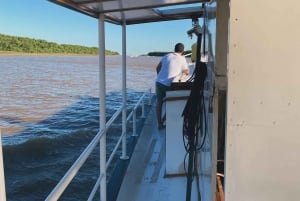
0,51,155,57
0,51,100,56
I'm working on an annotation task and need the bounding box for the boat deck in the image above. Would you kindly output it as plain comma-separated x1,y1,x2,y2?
116,105,200,201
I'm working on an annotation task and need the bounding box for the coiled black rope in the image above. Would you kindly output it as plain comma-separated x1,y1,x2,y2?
182,11,208,201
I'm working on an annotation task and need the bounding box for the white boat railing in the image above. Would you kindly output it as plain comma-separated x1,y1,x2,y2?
45,83,155,201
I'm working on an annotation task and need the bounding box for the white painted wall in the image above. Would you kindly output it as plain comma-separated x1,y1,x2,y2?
225,1,300,201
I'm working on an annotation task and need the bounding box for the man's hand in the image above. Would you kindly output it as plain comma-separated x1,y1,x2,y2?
182,68,189,75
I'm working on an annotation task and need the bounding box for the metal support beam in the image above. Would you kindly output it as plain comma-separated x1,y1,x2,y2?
121,21,129,160
98,13,107,201
215,0,229,76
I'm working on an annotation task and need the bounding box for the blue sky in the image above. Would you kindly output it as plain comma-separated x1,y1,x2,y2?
0,0,198,56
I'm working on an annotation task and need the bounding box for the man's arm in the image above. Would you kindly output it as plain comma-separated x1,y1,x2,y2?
182,59,190,75
156,62,162,74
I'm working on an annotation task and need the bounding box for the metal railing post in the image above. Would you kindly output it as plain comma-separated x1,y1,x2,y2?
141,99,145,118
132,111,137,136
148,88,152,105
0,129,6,201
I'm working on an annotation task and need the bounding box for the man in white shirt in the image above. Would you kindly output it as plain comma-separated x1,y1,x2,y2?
155,43,189,129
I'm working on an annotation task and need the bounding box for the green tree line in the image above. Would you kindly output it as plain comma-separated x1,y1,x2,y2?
0,34,119,55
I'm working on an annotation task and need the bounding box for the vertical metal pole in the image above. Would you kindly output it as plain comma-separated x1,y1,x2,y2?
211,89,219,201
214,0,229,199
132,111,137,137
141,99,145,118
98,13,107,201
149,88,152,105
121,21,129,160
0,129,6,201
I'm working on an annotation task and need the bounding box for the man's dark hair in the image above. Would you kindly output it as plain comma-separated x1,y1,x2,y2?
174,43,184,53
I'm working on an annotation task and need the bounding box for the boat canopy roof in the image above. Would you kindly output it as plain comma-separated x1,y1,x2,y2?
49,0,214,25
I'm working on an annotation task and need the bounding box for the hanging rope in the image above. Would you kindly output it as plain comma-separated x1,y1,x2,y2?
182,4,208,201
